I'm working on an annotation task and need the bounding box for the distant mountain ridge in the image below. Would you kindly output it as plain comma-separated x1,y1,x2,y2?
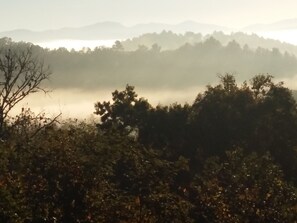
2,18,297,45
0,21,231,42
244,18,297,31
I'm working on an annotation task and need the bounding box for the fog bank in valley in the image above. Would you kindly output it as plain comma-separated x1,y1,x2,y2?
2,32,297,118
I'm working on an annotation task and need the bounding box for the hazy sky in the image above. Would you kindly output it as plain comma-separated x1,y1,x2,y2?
1,0,297,31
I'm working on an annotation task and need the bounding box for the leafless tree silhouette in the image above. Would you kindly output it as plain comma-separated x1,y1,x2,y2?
0,45,51,136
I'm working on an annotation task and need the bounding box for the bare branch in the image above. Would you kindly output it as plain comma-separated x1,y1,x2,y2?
0,45,51,135
29,112,62,139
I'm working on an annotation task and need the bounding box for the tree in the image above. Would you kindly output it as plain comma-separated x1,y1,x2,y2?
94,85,191,155
112,40,124,51
0,45,50,136
94,84,151,134
189,74,297,181
191,149,297,223
189,74,255,156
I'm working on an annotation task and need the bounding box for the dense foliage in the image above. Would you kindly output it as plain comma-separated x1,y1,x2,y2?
1,74,297,222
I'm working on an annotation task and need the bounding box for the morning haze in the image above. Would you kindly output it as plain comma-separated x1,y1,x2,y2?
1,0,297,31
1,1,297,117
1,1,297,222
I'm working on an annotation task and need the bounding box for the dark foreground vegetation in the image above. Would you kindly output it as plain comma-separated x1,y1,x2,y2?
1,74,297,222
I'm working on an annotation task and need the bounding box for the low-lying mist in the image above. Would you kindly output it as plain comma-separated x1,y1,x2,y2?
11,74,297,119
37,39,118,51
10,86,205,119
3,33,297,119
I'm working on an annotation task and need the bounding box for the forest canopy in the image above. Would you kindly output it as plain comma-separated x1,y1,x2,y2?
1,74,297,222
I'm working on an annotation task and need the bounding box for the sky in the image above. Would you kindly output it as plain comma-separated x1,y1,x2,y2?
0,0,297,31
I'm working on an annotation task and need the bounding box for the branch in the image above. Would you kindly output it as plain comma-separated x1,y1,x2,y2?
29,112,62,139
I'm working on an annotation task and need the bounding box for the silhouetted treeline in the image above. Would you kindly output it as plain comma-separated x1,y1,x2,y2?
1,37,297,90
122,30,297,55
47,37,297,89
122,31,203,51
1,74,297,222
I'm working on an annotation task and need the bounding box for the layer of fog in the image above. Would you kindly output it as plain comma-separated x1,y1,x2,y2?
35,30,297,51
254,30,297,45
22,29,297,119
9,72,297,120
10,87,204,119
37,39,118,51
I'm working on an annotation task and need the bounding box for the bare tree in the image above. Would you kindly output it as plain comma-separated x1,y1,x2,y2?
0,45,51,136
